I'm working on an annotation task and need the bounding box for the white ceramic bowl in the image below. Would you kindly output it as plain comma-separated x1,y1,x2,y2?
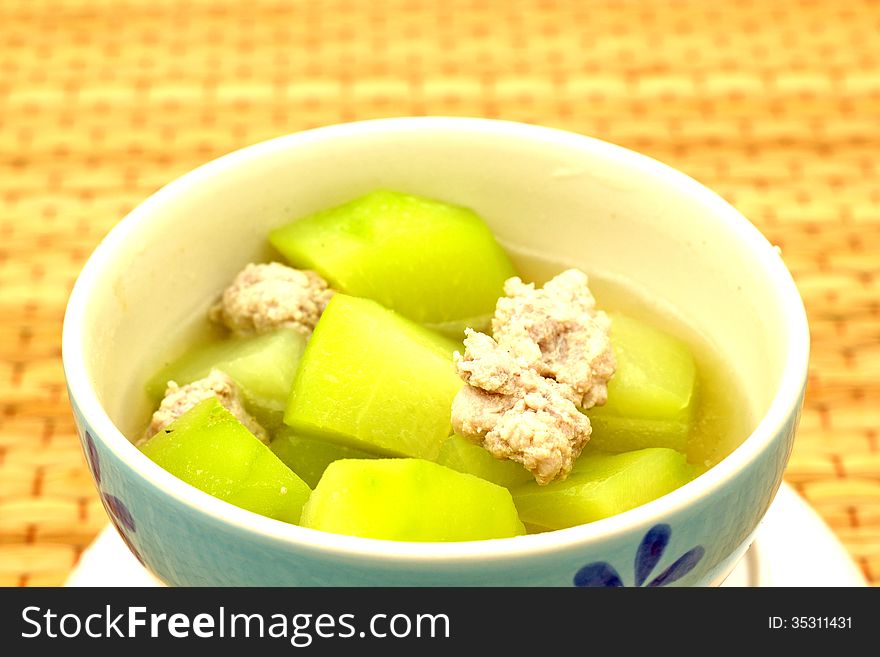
62,117,809,586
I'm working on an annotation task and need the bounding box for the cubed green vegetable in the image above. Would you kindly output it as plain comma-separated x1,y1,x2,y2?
140,397,311,524
146,328,306,429
436,434,533,489
270,429,380,489
586,314,697,452
284,294,462,460
512,448,694,530
269,190,517,337
301,459,525,541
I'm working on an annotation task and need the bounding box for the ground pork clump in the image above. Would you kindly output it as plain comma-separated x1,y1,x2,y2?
451,330,592,485
492,269,616,409
142,369,267,444
451,269,616,484
209,262,333,337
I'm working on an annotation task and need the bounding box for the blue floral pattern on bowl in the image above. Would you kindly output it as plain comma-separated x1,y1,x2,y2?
574,524,705,587
82,429,144,565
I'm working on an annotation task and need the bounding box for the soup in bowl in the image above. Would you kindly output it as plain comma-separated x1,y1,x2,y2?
62,117,809,586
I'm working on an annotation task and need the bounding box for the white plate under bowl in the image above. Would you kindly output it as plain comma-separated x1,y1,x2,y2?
65,482,866,587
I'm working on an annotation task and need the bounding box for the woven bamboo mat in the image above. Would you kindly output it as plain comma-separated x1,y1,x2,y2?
0,0,878,587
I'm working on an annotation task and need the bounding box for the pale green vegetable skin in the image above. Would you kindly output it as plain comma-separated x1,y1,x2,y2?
284,294,463,460
437,435,533,489
586,314,697,452
268,190,517,336
270,429,380,489
145,328,306,428
301,459,526,541
512,448,694,530
140,397,311,524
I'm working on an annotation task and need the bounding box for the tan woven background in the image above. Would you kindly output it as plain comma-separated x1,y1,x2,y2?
1,0,878,586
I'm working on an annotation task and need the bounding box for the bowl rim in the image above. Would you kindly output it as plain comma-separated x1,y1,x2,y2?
62,116,810,562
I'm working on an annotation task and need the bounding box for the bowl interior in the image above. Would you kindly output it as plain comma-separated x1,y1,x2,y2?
68,118,804,520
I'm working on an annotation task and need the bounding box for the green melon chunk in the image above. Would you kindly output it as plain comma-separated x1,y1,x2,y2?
586,314,697,452
284,294,462,460
146,328,307,428
140,397,311,524
300,459,525,541
587,415,692,453
512,448,694,530
436,435,533,489
270,428,381,489
268,190,517,337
